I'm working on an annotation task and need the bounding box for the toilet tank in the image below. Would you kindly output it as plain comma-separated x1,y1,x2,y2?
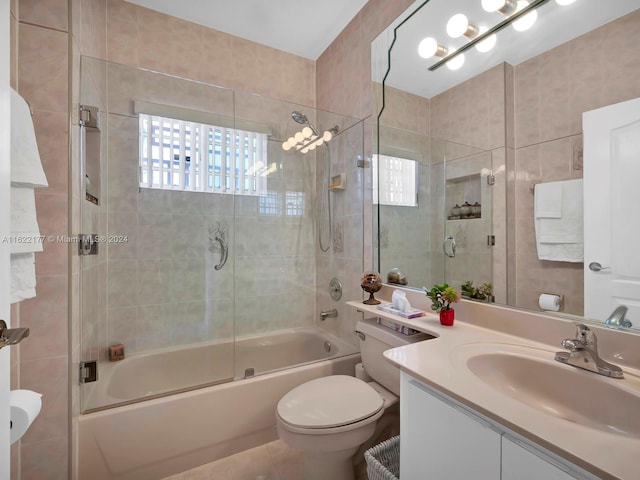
356,318,434,396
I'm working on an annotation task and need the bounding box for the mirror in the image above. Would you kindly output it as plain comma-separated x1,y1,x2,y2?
372,0,640,330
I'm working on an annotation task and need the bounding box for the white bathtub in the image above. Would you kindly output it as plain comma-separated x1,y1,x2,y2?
77,327,360,480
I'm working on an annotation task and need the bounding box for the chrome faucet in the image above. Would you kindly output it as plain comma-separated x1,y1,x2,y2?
554,323,623,378
604,305,632,328
320,309,338,321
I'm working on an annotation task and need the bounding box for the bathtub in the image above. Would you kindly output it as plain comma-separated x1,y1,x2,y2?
77,327,360,480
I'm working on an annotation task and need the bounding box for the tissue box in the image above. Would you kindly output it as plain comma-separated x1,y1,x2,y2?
377,303,426,319
376,317,421,335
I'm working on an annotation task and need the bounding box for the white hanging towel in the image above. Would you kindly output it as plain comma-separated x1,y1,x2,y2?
10,89,48,187
534,179,583,262
10,89,48,303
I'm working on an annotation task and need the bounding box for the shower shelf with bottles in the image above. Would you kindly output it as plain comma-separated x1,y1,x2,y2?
446,173,482,220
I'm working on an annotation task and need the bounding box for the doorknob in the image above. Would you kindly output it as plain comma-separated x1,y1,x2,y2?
588,262,610,272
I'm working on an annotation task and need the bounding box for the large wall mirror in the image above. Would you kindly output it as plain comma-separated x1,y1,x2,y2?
372,0,640,330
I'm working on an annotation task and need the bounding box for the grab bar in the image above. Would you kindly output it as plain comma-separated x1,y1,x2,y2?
214,233,228,270
443,235,456,258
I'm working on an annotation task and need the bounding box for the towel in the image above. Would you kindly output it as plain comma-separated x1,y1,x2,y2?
10,88,48,188
10,89,48,303
534,179,583,262
10,254,36,304
10,187,43,254
534,182,562,218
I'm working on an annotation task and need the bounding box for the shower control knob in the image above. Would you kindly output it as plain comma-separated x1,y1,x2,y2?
329,277,343,301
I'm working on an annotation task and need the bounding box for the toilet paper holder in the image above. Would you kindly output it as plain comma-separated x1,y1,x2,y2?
0,320,30,350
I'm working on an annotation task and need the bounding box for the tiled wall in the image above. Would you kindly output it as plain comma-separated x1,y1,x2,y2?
11,0,70,478
511,8,640,313
314,0,418,345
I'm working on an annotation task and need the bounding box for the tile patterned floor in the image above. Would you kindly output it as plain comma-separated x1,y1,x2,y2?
163,439,371,480
163,440,304,480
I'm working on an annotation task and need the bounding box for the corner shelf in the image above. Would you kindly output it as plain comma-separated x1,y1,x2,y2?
346,300,441,337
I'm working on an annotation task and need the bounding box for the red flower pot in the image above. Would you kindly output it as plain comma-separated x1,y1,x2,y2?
439,308,455,326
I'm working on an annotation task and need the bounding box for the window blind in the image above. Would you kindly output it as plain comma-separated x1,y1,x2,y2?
138,113,268,195
373,154,418,207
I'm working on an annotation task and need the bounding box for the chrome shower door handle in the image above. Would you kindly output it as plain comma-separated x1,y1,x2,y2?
443,235,456,258
214,234,228,270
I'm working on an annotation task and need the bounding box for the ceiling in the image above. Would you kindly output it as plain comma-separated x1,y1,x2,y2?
375,0,640,98
125,0,369,60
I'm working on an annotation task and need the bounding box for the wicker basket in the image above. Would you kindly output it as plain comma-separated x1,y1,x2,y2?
364,435,400,480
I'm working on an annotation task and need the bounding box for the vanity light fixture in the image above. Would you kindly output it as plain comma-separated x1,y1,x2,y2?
446,14,480,39
512,0,538,31
282,126,338,153
475,26,497,52
445,48,465,70
418,37,448,59
482,0,518,15
427,0,550,71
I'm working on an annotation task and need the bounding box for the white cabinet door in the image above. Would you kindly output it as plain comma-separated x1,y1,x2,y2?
400,372,501,480
502,436,580,480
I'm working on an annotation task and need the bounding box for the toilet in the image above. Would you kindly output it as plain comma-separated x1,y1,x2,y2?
276,318,432,480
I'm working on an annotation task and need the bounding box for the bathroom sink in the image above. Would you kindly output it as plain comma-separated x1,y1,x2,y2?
455,344,640,438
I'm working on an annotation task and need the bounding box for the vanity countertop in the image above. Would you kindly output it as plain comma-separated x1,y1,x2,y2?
346,299,640,480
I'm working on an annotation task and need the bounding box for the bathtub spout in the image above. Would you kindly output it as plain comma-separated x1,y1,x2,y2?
320,309,338,321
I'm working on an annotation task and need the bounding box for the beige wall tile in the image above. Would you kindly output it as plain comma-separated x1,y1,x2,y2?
17,24,68,113
19,0,68,31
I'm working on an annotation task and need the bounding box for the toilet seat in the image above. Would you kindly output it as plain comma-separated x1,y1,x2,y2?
276,375,384,432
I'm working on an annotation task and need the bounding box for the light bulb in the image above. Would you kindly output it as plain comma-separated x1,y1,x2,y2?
475,26,497,53
287,136,295,146
555,0,576,5
308,143,316,151
446,14,478,39
446,49,465,71
418,37,447,59
302,126,313,138
513,0,537,32
323,130,333,142
294,131,304,142
482,0,516,14
301,147,309,154
282,141,291,151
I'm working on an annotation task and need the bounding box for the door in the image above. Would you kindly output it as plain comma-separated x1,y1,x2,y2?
1,0,12,476
583,98,640,328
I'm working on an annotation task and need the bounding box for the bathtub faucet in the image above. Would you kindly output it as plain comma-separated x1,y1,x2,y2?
320,309,338,321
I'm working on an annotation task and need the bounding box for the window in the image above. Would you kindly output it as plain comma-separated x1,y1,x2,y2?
373,154,418,207
138,113,268,195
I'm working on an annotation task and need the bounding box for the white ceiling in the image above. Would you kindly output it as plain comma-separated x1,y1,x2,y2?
375,0,640,98
125,0,369,60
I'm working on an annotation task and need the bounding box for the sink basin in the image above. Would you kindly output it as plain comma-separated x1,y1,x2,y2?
456,344,640,438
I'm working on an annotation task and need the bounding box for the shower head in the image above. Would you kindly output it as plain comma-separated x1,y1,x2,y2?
291,111,309,125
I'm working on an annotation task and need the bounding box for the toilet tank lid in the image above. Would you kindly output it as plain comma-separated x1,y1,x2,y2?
277,375,384,429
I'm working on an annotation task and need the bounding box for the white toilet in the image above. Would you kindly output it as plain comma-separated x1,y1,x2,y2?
276,318,432,480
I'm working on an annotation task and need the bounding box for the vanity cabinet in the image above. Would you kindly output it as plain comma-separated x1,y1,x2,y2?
400,372,595,480
502,436,577,480
401,373,501,479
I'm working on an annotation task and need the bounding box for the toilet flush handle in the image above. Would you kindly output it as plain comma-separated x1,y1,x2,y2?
354,330,365,341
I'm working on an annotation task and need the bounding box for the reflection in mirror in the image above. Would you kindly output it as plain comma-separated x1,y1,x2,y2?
372,0,640,330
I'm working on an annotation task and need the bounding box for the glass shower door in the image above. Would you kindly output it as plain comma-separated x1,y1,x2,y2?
78,56,237,412
442,141,493,293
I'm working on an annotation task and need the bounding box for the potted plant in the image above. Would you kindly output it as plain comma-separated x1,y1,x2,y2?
461,281,494,302
424,283,460,326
